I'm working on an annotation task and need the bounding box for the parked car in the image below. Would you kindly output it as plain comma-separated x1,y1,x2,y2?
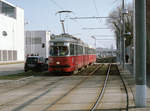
24,56,48,72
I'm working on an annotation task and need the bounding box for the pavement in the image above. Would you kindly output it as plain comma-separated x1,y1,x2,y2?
125,63,150,88
0,63,24,76
0,62,149,110
119,63,150,110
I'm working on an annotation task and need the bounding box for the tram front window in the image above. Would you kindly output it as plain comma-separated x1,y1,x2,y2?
50,46,69,56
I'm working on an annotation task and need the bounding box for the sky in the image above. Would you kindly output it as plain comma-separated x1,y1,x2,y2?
6,0,132,49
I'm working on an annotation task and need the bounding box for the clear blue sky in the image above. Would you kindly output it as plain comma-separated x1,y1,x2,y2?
7,0,132,49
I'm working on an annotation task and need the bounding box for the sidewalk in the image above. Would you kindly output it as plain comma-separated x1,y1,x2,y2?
0,61,24,65
118,64,150,111
0,63,24,76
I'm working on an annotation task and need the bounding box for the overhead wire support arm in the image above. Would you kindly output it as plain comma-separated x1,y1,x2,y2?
96,39,116,40
92,35,115,37
82,28,112,30
69,16,119,20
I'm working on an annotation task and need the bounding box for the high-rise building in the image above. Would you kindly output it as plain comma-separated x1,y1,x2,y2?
0,0,24,62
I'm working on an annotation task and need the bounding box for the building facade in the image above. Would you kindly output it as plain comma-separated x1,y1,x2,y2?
0,0,24,62
25,31,50,58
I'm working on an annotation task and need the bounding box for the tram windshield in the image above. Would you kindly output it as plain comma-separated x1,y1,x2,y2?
50,46,69,56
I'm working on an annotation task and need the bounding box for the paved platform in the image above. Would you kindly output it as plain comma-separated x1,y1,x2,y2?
119,64,150,111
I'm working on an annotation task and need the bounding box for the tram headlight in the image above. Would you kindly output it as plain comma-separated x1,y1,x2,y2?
56,61,60,64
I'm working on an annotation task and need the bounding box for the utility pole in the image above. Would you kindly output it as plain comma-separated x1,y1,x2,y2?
133,0,136,78
135,0,147,107
119,12,122,65
122,0,126,69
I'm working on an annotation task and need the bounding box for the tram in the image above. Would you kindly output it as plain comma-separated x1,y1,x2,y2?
48,33,96,73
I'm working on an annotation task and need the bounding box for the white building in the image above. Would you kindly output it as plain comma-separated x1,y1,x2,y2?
25,31,50,58
0,0,24,62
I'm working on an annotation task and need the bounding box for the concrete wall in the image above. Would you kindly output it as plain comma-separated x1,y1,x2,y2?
25,31,50,58
0,1,24,62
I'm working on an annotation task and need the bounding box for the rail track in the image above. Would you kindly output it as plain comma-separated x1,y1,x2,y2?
90,64,129,111
0,77,66,110
0,64,129,111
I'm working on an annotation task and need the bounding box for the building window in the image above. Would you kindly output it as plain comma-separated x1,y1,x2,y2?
42,43,45,48
0,50,17,61
2,31,7,36
26,37,42,45
13,50,17,60
34,38,42,44
8,50,12,61
3,50,7,61
0,1,16,19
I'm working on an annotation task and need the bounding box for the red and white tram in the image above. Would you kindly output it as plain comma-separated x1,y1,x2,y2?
48,33,96,73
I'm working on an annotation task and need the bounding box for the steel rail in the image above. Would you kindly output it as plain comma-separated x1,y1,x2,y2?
0,77,66,110
11,77,66,111
41,64,103,111
0,76,45,94
90,64,111,111
118,65,129,111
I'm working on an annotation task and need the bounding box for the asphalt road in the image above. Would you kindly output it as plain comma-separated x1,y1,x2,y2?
0,63,24,76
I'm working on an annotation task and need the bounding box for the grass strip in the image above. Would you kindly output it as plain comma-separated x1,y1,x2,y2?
0,71,45,80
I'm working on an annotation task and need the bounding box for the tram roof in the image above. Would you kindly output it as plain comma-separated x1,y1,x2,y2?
50,33,84,44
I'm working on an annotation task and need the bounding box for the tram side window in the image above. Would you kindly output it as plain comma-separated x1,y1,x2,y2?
79,45,83,55
87,48,89,54
91,49,93,54
81,46,83,54
77,45,79,55
83,47,85,55
70,44,74,55
88,48,92,54
75,45,77,55
77,45,80,55
85,47,88,54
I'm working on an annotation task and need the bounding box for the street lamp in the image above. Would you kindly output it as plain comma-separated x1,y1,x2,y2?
123,32,131,36
91,36,96,48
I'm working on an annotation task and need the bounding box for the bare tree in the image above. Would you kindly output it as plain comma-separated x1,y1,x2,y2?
107,3,134,48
